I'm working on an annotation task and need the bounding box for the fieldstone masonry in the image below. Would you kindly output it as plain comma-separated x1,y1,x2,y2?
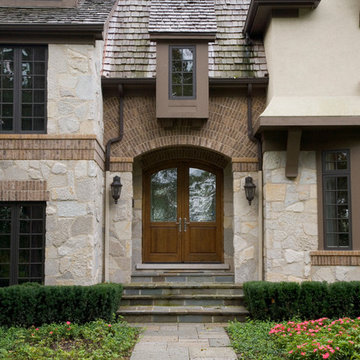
108,171,133,283
263,151,318,282
0,159,104,285
47,42,104,142
233,171,259,283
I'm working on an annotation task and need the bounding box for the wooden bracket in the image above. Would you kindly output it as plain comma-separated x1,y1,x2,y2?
285,128,302,178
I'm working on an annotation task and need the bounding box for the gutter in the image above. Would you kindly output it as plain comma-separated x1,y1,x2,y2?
246,83,264,281
0,23,105,40
244,0,321,37
104,84,124,282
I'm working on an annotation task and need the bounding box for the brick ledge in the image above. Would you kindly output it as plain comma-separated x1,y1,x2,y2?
311,251,360,266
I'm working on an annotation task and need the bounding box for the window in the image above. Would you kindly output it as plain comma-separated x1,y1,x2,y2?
0,46,47,133
322,150,352,250
0,203,45,286
169,46,196,99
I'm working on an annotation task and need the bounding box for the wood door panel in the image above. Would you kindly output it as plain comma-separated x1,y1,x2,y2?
143,160,223,263
188,226,217,253
150,226,178,253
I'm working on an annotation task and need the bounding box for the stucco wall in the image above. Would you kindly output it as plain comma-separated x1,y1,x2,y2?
47,42,104,141
263,0,360,116
0,159,104,285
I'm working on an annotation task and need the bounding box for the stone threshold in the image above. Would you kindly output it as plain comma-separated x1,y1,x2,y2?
135,263,230,270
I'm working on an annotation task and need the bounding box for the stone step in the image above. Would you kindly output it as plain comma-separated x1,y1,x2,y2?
131,272,234,284
122,283,244,296
120,294,245,306
118,305,248,323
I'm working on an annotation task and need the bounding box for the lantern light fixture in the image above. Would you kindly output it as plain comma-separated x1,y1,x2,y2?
244,176,256,205
110,176,123,204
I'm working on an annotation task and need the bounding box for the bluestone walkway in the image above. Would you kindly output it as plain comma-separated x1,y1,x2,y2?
130,323,237,360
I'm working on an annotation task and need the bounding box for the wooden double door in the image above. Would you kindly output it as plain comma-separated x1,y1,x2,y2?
143,161,223,263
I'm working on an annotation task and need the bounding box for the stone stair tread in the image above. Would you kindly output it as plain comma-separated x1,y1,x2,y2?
118,305,248,315
123,283,243,288
122,294,244,299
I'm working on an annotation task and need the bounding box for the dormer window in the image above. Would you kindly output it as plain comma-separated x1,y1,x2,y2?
170,46,196,99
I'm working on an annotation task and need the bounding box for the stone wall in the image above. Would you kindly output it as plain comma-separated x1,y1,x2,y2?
263,151,318,282
47,42,104,142
0,159,104,285
233,171,260,283
108,171,133,283
311,266,360,282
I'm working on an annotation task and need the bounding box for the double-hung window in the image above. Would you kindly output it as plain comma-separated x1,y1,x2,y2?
169,46,196,99
0,203,46,287
0,46,47,133
322,150,352,250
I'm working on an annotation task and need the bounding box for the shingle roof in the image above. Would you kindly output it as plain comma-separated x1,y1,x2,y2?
149,0,217,34
102,0,268,79
0,0,115,24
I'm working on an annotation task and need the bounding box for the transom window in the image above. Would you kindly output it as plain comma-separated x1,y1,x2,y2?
169,46,195,99
0,203,46,287
0,46,47,133
322,150,352,250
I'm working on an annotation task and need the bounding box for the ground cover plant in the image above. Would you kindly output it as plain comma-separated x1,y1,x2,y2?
228,317,360,359
0,318,139,359
227,320,283,359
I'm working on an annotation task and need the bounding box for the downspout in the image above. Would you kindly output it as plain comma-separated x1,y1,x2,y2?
247,83,264,281
104,84,124,282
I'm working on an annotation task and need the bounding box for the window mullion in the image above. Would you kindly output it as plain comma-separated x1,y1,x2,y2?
13,48,22,133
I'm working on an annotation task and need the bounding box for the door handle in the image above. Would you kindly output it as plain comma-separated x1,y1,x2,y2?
176,218,182,232
184,218,190,232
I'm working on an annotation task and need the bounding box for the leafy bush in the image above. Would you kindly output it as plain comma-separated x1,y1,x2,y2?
0,318,139,359
244,281,360,321
0,283,123,327
269,317,360,359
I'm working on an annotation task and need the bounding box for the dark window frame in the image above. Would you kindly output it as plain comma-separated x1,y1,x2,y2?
322,149,352,250
169,45,196,100
0,45,48,134
0,202,46,286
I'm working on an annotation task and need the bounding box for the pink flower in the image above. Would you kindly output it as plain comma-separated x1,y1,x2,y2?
349,341,354,344
49,331,53,335
35,328,39,331
108,324,112,327
323,353,330,359
314,349,318,352
66,321,71,325
288,350,293,354
301,352,306,356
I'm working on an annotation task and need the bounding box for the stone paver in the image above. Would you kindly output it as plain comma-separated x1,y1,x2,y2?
130,323,237,360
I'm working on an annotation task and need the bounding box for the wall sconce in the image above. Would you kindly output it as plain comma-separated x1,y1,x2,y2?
244,176,256,205
110,176,123,204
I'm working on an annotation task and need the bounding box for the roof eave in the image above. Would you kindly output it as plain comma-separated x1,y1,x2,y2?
149,32,216,40
244,0,321,38
0,23,105,40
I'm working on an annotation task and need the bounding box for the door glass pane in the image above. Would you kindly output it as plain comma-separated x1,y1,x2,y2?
189,168,216,222
151,168,177,222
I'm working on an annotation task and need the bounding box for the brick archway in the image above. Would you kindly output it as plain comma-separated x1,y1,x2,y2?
104,95,266,164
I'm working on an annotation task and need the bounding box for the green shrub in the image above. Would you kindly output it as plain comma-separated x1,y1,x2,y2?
244,281,360,321
244,281,300,321
298,281,328,319
0,283,123,327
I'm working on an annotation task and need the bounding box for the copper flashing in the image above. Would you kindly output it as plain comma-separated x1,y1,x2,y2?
244,0,321,37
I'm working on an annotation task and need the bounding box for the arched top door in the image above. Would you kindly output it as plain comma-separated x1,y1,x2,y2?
143,161,223,263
